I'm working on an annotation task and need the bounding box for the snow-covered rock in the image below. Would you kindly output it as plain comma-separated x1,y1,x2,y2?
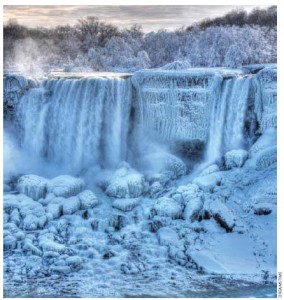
193,173,222,193
183,197,203,222
253,203,273,215
112,198,139,212
17,174,49,201
204,198,236,232
78,190,98,209
47,175,85,198
154,197,183,219
224,149,248,169
199,164,220,177
105,163,146,198
249,129,276,158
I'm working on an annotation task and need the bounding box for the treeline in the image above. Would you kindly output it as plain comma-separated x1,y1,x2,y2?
187,6,277,30
3,6,277,76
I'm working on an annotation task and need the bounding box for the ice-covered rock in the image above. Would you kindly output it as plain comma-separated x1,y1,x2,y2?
254,67,277,133
62,196,81,215
176,183,202,205
255,146,277,171
157,227,180,247
154,197,183,219
204,199,236,232
4,235,17,251
121,262,145,274
47,175,85,198
183,197,203,222
253,203,273,215
78,190,98,209
17,174,49,201
112,198,139,212
23,241,42,256
199,164,220,177
109,214,127,231
249,129,276,158
142,152,186,181
149,181,164,198
193,173,222,193
10,209,21,226
105,163,146,198
40,240,65,254
224,149,248,169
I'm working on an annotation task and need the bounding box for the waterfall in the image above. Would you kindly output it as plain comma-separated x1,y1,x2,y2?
205,76,252,164
17,77,132,173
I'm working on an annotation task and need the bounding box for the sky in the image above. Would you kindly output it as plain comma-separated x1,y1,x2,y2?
3,5,271,32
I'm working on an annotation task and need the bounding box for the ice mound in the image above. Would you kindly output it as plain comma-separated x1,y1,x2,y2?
47,175,85,198
104,163,146,198
224,149,248,169
153,197,183,219
142,152,186,182
17,174,49,201
193,173,222,193
112,198,139,212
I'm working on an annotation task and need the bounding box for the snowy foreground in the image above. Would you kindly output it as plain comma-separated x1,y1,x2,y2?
3,65,277,297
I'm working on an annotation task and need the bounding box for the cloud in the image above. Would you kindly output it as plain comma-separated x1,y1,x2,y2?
3,5,271,32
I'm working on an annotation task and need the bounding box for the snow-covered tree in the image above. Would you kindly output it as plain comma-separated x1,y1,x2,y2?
225,44,246,68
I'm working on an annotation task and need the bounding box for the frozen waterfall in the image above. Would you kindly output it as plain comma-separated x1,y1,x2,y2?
16,77,132,173
205,76,252,164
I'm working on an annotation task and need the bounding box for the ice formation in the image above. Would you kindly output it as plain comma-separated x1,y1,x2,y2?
3,65,277,297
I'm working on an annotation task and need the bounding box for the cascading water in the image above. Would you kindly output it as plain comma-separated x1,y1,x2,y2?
16,77,132,174
205,76,252,164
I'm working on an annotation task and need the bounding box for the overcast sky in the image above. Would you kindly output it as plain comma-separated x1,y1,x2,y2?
4,5,270,32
